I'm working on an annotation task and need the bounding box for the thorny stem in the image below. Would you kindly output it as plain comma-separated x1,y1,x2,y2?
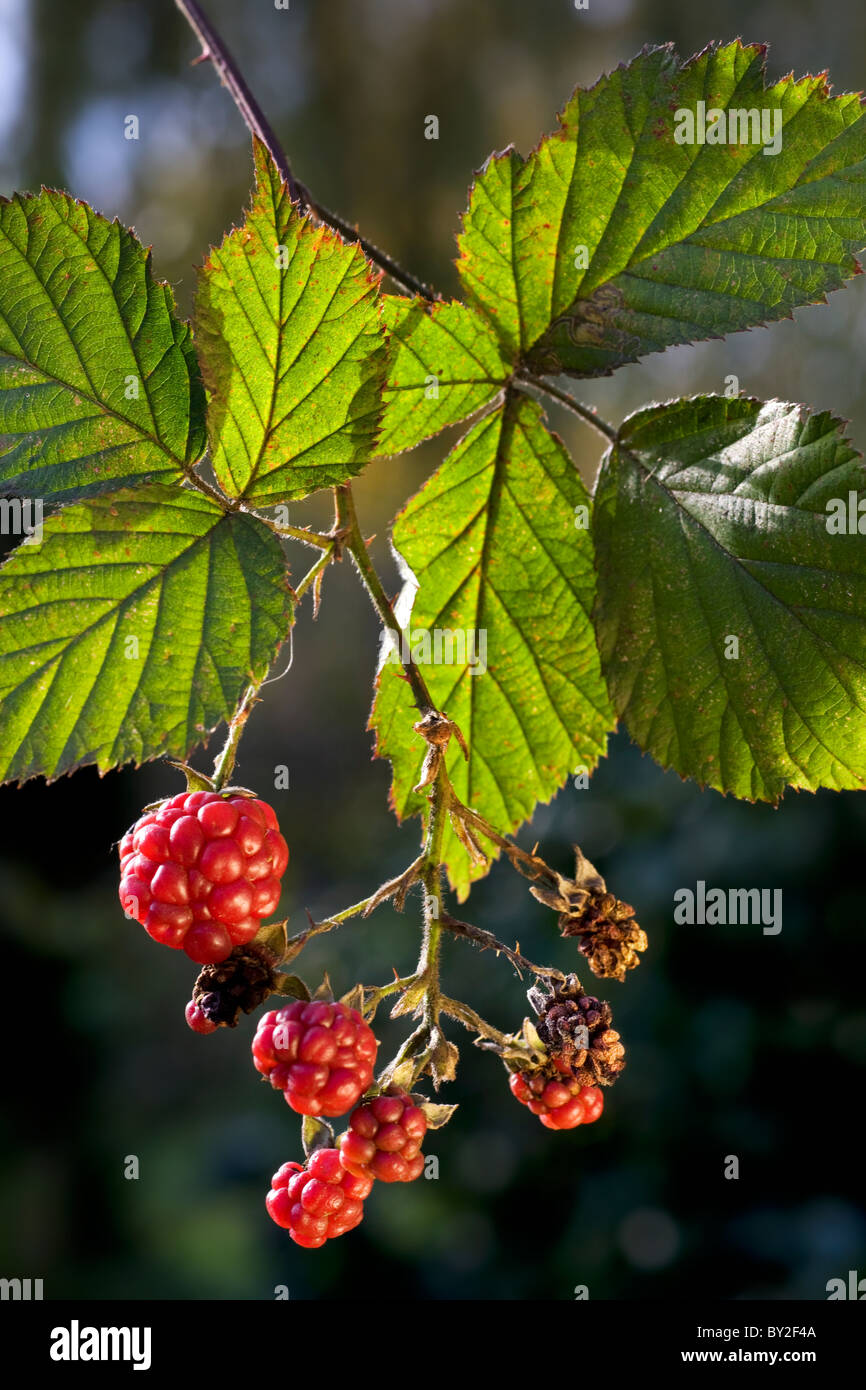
211,683,259,790
440,996,513,1048
361,972,421,1020
439,912,564,982
515,370,619,447
417,766,448,1030
182,467,240,511
445,789,560,890
175,0,302,201
306,892,386,935
302,203,439,304
335,483,437,717
251,513,334,551
174,0,438,301
276,890,389,968
175,4,622,502
294,543,335,603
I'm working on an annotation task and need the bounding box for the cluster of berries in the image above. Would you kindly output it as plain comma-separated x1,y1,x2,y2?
120,790,615,1251
507,976,624,1130
266,1085,428,1247
508,1070,604,1129
253,998,428,1246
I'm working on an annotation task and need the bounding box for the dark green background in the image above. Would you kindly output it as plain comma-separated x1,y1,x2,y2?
1,0,865,1300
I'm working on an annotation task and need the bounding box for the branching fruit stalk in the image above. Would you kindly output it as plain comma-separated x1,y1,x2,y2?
174,0,438,301
418,762,448,1032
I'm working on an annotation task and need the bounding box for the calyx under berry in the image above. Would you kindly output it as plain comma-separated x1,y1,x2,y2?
528,973,626,1088
188,942,279,1029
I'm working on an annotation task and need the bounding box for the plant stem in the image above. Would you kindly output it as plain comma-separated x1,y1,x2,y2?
335,483,437,717
182,468,238,511
310,893,386,932
175,4,624,463
439,912,564,980
173,3,612,1053
174,0,438,300
302,204,439,304
175,0,302,200
439,995,513,1048
446,788,559,888
514,371,619,446
362,972,421,1019
247,511,334,551
211,682,259,789
294,543,335,602
418,766,448,1029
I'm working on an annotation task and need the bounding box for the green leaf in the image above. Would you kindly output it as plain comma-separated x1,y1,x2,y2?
457,42,866,376
0,188,204,504
195,139,388,505
457,148,525,359
416,1100,458,1129
301,1114,334,1157
0,485,291,783
377,296,510,455
165,759,216,792
372,392,616,899
592,394,866,801
274,974,311,1002
339,982,366,1012
390,979,426,1018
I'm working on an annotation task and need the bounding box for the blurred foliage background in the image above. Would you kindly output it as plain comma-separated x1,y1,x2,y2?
1,0,866,1301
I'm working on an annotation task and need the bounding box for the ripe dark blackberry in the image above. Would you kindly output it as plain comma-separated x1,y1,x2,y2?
118,790,288,965
252,999,377,1117
339,1087,427,1182
266,1148,373,1248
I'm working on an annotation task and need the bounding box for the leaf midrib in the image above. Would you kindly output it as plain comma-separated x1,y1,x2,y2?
617,438,866,689
0,194,193,465
0,508,229,683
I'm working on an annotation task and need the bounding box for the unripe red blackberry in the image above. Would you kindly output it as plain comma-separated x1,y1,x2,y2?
185,1000,218,1034
118,790,288,965
509,1070,604,1130
266,1148,373,1248
252,999,377,1117
339,1087,427,1182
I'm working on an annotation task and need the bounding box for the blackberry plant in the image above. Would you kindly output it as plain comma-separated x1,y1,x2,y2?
2,7,866,1245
